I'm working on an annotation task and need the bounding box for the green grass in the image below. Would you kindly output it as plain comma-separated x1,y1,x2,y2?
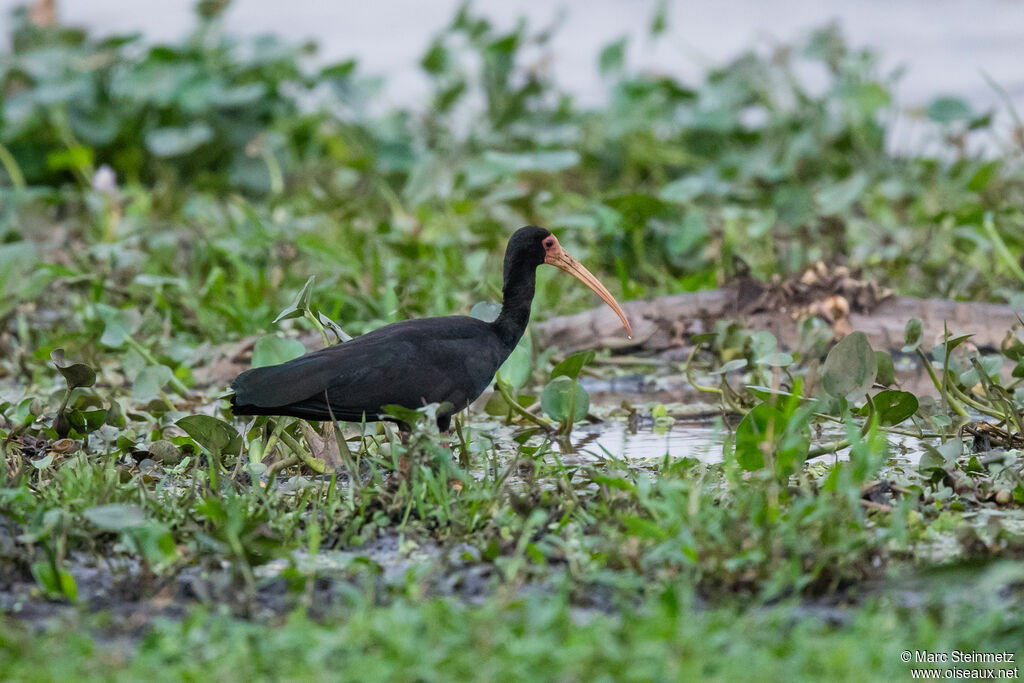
2,2,1024,678
3,592,1022,682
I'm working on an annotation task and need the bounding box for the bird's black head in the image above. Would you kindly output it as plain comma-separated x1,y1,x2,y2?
503,225,553,279
500,224,632,338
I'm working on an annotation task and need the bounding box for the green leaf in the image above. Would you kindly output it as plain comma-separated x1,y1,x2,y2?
712,359,749,375
31,561,77,601
132,365,175,402
145,123,214,157
756,352,794,368
865,390,918,426
774,185,815,226
599,37,627,75
470,301,501,323
822,332,877,399
927,96,972,123
874,351,895,386
919,439,962,473
483,391,510,417
83,503,147,531
817,172,869,215
499,340,532,389
551,350,595,380
541,376,590,423
273,276,317,324
902,317,923,352
96,303,142,348
176,415,240,456
50,349,96,390
967,160,1001,192
481,150,580,174
251,335,306,368
734,398,810,472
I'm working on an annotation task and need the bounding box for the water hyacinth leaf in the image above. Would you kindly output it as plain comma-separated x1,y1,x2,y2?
822,332,877,399
83,409,108,431
482,150,580,174
959,354,1003,387
541,376,590,423
712,359,748,375
470,301,502,323
499,340,532,389
145,123,214,157
927,96,972,123
132,365,175,402
861,390,918,427
919,438,963,473
817,171,869,215
96,303,142,348
381,403,450,428
551,350,595,380
483,390,510,417
50,349,96,390
756,352,794,367
749,330,778,358
31,454,54,469
599,37,627,75
874,351,896,386
902,317,923,352
251,335,306,368
83,503,147,531
176,415,241,456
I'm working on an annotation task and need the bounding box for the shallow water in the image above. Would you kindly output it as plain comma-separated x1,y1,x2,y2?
569,416,931,465
572,420,725,463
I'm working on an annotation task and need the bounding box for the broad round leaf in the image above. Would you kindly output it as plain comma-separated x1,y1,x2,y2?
874,351,896,386
96,303,142,348
251,335,306,368
902,317,923,352
927,96,972,123
757,352,794,368
822,332,877,399
499,341,532,389
470,301,501,322
176,415,240,456
866,390,918,427
541,376,590,423
145,123,214,157
132,365,175,402
50,349,96,389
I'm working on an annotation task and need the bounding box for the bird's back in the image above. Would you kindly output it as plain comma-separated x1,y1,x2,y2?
230,316,510,425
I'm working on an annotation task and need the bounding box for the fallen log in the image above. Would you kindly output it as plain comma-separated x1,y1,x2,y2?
533,289,1023,354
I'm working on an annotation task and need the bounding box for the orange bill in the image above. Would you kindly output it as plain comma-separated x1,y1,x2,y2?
544,241,632,338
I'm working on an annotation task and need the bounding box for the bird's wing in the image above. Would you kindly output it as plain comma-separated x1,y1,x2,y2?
231,317,506,418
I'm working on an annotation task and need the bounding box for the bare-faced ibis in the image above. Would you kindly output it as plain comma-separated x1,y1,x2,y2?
230,226,631,430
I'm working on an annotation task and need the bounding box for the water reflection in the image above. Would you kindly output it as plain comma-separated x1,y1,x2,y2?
567,420,928,465
571,421,726,463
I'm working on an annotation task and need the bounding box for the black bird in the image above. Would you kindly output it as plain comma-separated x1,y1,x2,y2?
230,226,631,431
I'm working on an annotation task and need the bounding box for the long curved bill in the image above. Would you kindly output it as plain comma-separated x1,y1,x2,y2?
545,243,632,338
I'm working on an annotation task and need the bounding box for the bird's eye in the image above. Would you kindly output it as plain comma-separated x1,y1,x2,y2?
543,238,554,249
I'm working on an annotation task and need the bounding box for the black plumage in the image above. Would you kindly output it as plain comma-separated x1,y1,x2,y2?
230,226,630,430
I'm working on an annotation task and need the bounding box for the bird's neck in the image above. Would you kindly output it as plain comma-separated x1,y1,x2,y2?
492,266,537,351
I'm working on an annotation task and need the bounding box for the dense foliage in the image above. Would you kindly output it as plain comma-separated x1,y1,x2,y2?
2,3,1023,679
